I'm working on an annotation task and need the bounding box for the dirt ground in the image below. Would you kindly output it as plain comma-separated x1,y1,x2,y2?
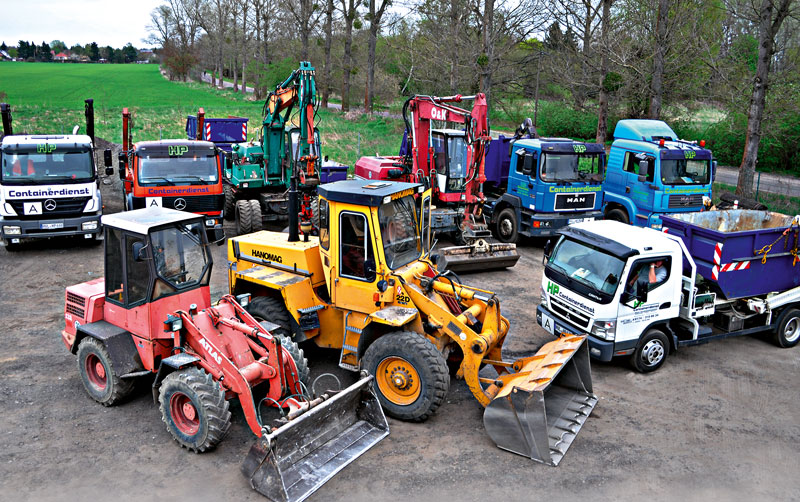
1,146,798,501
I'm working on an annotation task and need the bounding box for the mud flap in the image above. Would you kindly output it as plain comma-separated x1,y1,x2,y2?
241,374,389,502
438,239,520,273
483,336,596,466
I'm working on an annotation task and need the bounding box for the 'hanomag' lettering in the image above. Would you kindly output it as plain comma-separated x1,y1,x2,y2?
253,249,283,263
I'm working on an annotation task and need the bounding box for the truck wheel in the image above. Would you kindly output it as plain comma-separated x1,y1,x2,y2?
276,334,311,388
77,338,134,406
362,331,449,422
223,185,235,221
246,295,309,386
630,329,669,373
606,208,629,224
494,208,518,243
4,240,20,252
774,309,800,348
235,199,262,235
158,367,231,452
310,196,320,230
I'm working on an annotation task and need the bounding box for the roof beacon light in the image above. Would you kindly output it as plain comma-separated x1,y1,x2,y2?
659,139,665,147
699,140,706,147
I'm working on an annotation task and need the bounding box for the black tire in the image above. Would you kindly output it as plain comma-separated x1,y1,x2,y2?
246,296,310,391
248,199,263,232
77,337,134,406
630,329,669,373
774,308,800,348
158,367,231,452
310,195,320,230
606,208,629,225
494,207,519,243
223,185,235,221
235,199,262,235
4,240,21,252
362,331,449,422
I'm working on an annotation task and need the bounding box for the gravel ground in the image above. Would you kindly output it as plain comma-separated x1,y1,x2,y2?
1,144,797,501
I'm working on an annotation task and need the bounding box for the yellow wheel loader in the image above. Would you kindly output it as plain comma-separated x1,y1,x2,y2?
229,179,597,465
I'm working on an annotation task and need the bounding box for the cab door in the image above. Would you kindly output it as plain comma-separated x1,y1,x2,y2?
331,207,380,313
622,151,655,224
615,256,674,345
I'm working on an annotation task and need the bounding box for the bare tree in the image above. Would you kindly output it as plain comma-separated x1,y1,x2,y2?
648,0,669,118
735,0,795,197
596,0,613,143
322,0,335,107
287,0,321,60
365,0,392,113
338,0,362,112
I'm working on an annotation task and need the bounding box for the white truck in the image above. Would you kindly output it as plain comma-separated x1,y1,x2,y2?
0,100,113,250
536,216,800,372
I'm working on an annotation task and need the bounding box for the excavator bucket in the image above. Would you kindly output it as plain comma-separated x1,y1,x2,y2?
438,239,520,273
242,374,389,502
483,335,596,466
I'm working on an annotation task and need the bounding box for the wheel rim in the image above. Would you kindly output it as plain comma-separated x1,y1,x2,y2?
170,392,200,435
784,317,800,343
84,353,107,391
499,217,513,238
641,339,665,366
376,356,421,405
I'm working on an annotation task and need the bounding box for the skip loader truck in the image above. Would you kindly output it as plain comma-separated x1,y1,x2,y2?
537,213,800,373
229,178,597,466
61,207,388,502
1,99,113,250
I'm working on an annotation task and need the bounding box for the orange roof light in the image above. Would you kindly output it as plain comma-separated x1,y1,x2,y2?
659,139,665,147
699,140,706,147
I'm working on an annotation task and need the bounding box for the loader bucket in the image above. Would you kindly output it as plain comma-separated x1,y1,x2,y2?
242,374,389,502
483,335,596,466
438,239,520,273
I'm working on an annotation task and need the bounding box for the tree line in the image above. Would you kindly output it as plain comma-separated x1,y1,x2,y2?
7,40,142,64
145,0,798,197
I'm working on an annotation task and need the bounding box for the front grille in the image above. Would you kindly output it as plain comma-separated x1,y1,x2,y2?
164,195,222,212
668,193,704,208
8,197,90,219
550,296,591,330
554,192,596,211
66,291,86,318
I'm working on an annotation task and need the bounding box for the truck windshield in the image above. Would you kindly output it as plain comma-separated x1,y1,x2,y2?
378,195,421,270
150,222,210,295
660,159,709,185
138,155,218,185
546,237,625,303
540,153,604,183
1,150,93,184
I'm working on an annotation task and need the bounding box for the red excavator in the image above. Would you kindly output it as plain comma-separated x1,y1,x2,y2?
61,206,388,502
355,94,519,272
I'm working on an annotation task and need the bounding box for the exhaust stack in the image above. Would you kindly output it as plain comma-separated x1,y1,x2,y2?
84,99,94,145
1,103,12,137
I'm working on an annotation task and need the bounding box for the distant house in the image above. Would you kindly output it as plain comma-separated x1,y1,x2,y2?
54,52,69,61
0,50,12,61
69,53,81,61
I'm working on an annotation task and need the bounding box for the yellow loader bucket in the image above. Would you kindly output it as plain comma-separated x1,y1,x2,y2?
242,374,389,502
483,335,596,466
438,239,520,273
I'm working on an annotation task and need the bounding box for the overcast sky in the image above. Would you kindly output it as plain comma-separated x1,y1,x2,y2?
1,0,163,49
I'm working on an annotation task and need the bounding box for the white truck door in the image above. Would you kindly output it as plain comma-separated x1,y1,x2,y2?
616,256,675,343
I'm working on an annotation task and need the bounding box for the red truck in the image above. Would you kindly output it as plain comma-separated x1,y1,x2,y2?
119,108,224,239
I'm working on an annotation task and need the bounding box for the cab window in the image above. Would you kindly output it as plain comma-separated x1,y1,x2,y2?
625,257,671,293
126,235,150,306
105,227,125,304
340,212,375,281
624,152,654,182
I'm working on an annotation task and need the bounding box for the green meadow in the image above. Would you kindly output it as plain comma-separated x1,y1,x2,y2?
0,62,404,166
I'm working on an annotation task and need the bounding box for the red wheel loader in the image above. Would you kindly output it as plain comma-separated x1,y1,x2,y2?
61,206,388,502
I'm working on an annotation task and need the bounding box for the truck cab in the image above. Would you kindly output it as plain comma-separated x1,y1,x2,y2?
1,135,106,249
121,139,225,239
603,119,714,229
486,137,605,242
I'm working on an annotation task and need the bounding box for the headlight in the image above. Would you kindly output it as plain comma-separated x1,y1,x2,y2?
82,221,98,231
242,182,249,188
591,319,616,340
205,218,217,227
3,226,21,235
236,293,251,307
163,314,183,332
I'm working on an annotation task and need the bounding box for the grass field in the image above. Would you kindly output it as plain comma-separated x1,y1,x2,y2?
0,62,405,166
713,182,800,215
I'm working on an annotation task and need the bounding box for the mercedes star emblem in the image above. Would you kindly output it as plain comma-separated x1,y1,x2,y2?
174,198,187,211
44,199,57,211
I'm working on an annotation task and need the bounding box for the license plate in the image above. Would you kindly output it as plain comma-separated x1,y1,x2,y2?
568,218,584,224
540,312,555,335
41,222,64,230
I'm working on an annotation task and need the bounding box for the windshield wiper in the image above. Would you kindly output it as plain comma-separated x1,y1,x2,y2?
546,262,572,285
141,177,175,185
171,175,209,185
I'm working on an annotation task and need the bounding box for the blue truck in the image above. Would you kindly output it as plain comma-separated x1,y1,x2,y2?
602,119,715,229
484,134,606,242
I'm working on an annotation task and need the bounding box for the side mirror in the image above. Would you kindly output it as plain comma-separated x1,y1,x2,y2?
522,153,534,176
637,160,649,181
226,155,233,171
132,241,147,261
543,239,553,259
103,149,113,167
118,152,127,180
635,279,649,303
712,160,717,179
